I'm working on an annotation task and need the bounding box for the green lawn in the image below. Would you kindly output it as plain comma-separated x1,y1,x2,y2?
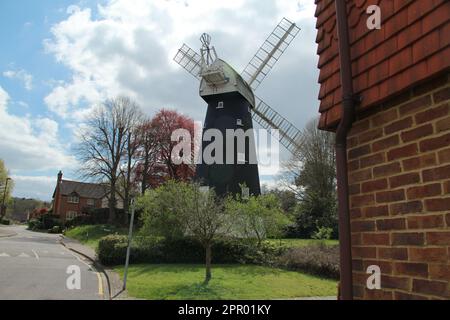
64,224,127,249
115,264,337,300
265,238,339,248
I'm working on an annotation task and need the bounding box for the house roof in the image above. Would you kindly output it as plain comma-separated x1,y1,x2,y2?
57,180,108,199
315,0,450,130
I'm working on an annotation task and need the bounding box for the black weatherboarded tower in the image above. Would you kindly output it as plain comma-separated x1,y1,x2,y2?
196,34,260,196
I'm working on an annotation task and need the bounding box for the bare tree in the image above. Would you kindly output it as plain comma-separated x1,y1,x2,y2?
279,117,336,200
136,119,159,195
119,106,144,222
77,96,142,225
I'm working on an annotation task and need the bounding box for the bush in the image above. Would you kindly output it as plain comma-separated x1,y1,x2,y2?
48,225,63,234
97,235,283,266
312,226,333,240
65,215,94,228
28,214,61,231
65,208,127,228
28,219,43,230
277,244,340,279
0,218,10,225
98,235,129,265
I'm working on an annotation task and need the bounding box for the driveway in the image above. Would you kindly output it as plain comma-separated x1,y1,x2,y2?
0,225,104,300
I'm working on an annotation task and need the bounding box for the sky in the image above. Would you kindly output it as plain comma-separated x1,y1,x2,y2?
0,0,320,201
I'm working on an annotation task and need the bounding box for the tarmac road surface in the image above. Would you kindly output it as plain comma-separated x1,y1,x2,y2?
0,225,103,300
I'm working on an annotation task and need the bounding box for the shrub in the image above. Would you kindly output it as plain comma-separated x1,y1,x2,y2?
48,225,63,234
312,226,333,240
28,214,61,231
65,208,126,228
277,244,340,279
64,215,94,228
0,218,10,225
97,235,283,266
28,219,43,230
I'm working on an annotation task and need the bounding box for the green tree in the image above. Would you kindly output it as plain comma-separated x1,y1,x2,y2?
138,181,235,284
0,159,14,220
281,118,337,238
225,193,290,246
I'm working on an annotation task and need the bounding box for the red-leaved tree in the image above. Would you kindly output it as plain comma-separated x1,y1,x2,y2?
136,109,196,193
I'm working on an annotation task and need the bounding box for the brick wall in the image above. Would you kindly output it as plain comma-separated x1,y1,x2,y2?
347,73,450,299
57,195,102,222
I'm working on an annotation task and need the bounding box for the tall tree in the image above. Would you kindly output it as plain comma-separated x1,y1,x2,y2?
152,109,196,181
135,119,159,194
136,109,196,192
281,117,337,238
77,97,141,224
119,106,144,221
0,159,14,220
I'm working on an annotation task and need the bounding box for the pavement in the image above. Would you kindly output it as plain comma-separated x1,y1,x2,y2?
59,234,131,300
0,225,105,300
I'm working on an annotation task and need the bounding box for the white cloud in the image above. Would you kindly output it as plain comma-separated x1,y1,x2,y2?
0,85,76,172
10,175,55,201
3,69,33,90
43,0,319,127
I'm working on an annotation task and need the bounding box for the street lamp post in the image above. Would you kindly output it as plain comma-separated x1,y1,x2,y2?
1,177,11,220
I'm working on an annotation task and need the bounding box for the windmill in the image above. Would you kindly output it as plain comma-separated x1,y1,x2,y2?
174,18,302,196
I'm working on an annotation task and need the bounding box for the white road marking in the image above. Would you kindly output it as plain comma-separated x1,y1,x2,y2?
0,253,10,257
31,249,39,260
18,253,30,258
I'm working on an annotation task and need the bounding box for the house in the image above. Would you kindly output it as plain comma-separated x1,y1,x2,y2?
52,171,123,222
315,0,449,299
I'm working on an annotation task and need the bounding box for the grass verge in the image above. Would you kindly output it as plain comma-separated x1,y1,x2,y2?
265,238,338,248
64,224,127,249
114,264,337,300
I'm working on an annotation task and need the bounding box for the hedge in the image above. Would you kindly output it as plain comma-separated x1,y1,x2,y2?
28,214,61,231
97,235,283,266
65,208,127,228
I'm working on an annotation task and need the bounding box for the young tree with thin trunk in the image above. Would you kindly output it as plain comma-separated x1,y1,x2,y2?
77,96,141,225
138,181,234,284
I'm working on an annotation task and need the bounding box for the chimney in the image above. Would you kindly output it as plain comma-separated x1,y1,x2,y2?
57,171,63,183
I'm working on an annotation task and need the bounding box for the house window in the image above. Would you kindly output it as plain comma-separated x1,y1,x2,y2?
217,101,224,109
87,199,95,206
66,211,78,220
236,119,243,126
68,195,79,204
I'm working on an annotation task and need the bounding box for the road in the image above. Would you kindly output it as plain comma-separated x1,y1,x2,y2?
0,225,104,300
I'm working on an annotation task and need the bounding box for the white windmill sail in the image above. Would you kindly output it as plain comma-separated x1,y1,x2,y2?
241,18,300,91
173,43,202,79
252,96,303,155
173,18,304,157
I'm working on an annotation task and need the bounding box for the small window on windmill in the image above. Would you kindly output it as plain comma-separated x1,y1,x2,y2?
237,152,246,164
236,119,243,126
217,101,224,109
241,187,250,200
248,106,251,113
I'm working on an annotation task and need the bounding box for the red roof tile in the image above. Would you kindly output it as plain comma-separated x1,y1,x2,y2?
315,0,450,130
